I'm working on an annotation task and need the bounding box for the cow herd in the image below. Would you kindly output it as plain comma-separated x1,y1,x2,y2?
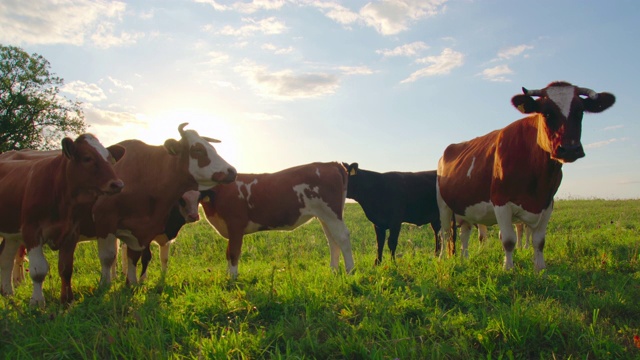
0,81,616,308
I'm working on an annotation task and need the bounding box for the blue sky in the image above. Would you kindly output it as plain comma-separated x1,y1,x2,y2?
1,0,638,199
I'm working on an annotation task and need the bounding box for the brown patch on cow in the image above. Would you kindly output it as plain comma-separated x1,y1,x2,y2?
190,142,211,168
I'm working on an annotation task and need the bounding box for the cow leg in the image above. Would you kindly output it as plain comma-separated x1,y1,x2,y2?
430,223,441,257
477,224,488,243
459,221,473,258
98,234,118,286
58,239,77,305
436,193,454,258
126,247,142,285
159,241,171,273
494,206,516,270
110,238,118,280
12,244,27,287
139,246,152,282
319,219,354,274
374,225,386,265
226,232,244,278
531,205,553,272
27,245,49,307
0,238,22,296
120,243,128,277
387,225,401,262
515,223,524,249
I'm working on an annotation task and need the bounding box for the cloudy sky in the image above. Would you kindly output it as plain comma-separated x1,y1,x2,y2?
1,0,638,199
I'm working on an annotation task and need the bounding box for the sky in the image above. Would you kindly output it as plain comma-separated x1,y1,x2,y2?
1,0,638,199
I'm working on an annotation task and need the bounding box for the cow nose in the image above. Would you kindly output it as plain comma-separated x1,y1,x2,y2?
189,213,200,222
226,167,237,182
557,144,585,161
109,180,125,193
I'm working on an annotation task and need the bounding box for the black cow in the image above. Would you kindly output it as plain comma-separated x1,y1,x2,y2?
342,163,442,264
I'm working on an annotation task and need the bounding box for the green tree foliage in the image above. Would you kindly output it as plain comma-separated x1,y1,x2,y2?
0,44,86,151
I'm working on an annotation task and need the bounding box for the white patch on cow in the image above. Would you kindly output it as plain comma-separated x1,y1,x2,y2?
182,129,234,190
466,157,476,178
98,234,118,285
0,233,22,295
461,201,496,225
228,261,238,277
316,168,321,177
28,245,49,307
546,86,575,119
236,179,258,208
244,220,264,234
116,229,144,251
85,134,110,162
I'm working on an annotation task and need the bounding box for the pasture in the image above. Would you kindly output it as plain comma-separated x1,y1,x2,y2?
1,199,640,359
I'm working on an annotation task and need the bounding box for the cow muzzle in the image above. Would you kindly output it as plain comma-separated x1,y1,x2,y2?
103,179,125,195
555,143,585,163
212,167,237,184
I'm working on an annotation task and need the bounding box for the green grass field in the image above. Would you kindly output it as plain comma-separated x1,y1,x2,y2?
1,199,640,359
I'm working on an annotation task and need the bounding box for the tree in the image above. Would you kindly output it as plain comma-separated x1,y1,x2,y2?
0,44,86,152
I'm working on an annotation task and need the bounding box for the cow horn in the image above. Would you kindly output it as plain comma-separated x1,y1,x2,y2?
577,87,598,100
202,136,221,143
522,87,543,97
178,123,189,137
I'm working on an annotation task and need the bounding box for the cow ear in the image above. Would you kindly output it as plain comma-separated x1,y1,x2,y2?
349,162,359,176
61,137,75,159
511,95,539,114
583,92,615,113
164,139,182,156
107,145,126,163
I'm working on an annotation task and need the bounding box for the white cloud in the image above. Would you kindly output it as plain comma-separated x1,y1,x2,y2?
377,41,429,57
84,104,144,127
0,0,128,46
195,0,285,13
91,22,144,48
204,51,231,65
338,66,374,75
62,81,107,102
603,125,623,131
496,44,533,60
107,77,134,90
304,0,447,35
479,64,513,82
401,48,463,83
262,43,294,54
234,60,340,100
585,137,628,149
216,17,287,37
242,112,285,121
360,0,449,35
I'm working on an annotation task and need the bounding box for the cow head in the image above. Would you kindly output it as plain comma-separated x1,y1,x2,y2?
62,134,125,202
342,162,359,199
177,190,201,223
163,123,237,190
511,81,615,163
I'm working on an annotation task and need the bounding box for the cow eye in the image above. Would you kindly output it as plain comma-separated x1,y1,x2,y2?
82,156,94,164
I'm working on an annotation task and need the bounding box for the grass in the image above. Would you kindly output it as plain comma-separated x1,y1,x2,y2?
1,199,640,359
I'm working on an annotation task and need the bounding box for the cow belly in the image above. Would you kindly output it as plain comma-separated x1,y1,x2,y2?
115,229,144,251
458,201,497,225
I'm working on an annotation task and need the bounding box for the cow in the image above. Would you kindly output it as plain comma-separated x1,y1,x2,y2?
90,123,237,286
436,81,615,271
0,135,125,306
341,163,441,264
199,162,354,277
121,190,202,281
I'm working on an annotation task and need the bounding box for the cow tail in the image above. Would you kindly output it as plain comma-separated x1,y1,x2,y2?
449,212,457,256
337,162,349,216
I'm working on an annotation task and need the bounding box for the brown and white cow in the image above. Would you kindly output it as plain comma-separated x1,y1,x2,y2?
0,135,125,306
90,123,236,286
437,81,615,270
199,162,354,277
121,190,202,281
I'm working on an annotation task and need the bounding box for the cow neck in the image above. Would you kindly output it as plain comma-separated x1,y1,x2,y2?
535,114,554,155
147,147,198,208
41,155,84,247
